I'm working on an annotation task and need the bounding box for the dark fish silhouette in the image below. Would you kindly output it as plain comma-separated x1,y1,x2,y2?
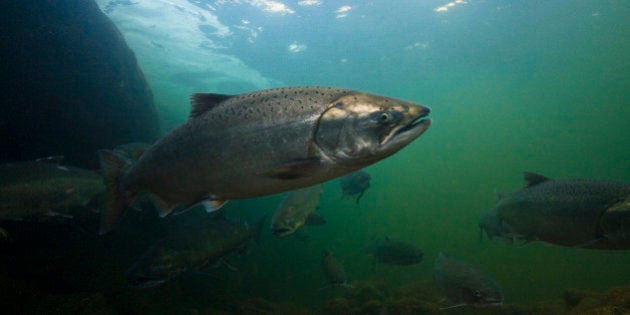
0,157,104,222
434,252,503,309
99,86,431,234
270,185,324,237
494,172,630,249
339,170,371,203
321,250,349,287
365,237,423,265
126,214,266,288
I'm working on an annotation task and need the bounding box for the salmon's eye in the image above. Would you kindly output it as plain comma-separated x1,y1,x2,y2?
379,111,392,123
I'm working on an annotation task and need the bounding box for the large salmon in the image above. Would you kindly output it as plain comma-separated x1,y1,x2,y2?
99,86,431,233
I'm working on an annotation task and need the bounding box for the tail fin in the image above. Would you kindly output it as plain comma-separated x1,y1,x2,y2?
98,150,135,235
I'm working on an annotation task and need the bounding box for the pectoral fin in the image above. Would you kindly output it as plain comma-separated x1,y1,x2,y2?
202,199,228,213
172,199,228,216
262,158,322,180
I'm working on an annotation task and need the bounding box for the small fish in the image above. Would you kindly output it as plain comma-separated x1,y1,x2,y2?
434,252,503,308
365,237,423,266
0,157,104,222
339,170,371,204
270,185,324,237
321,250,349,287
493,172,630,249
98,86,431,234
126,214,266,288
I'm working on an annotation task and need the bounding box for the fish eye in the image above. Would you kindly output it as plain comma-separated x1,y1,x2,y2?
379,111,393,123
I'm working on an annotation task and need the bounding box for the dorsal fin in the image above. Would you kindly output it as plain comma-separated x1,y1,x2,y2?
189,93,233,119
523,172,549,187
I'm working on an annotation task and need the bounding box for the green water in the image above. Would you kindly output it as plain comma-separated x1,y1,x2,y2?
97,0,629,310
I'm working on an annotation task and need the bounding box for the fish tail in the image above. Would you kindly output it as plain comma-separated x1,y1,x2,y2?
98,149,135,235
355,191,364,204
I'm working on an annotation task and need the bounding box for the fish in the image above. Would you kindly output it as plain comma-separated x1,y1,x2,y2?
365,236,424,266
0,157,104,222
321,250,349,287
98,86,431,234
477,209,525,243
339,170,371,204
270,185,324,237
434,252,503,308
126,214,266,288
493,172,630,249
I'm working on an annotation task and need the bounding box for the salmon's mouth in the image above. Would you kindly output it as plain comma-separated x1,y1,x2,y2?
272,227,293,237
381,107,431,145
397,115,431,136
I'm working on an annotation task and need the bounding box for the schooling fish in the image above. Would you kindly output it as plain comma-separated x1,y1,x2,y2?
339,170,371,204
494,172,630,249
434,252,503,309
270,185,324,237
99,86,431,234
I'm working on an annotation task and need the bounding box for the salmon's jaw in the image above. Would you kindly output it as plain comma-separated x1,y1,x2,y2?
271,227,293,237
381,108,431,146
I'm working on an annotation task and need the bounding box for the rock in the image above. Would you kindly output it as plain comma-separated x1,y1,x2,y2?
359,299,384,315
388,296,441,315
564,288,603,307
605,285,630,309
564,285,630,315
0,0,158,169
569,305,629,315
322,297,357,315
344,282,389,305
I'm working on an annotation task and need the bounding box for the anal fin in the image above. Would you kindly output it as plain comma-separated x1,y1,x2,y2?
202,199,228,213
148,194,179,218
